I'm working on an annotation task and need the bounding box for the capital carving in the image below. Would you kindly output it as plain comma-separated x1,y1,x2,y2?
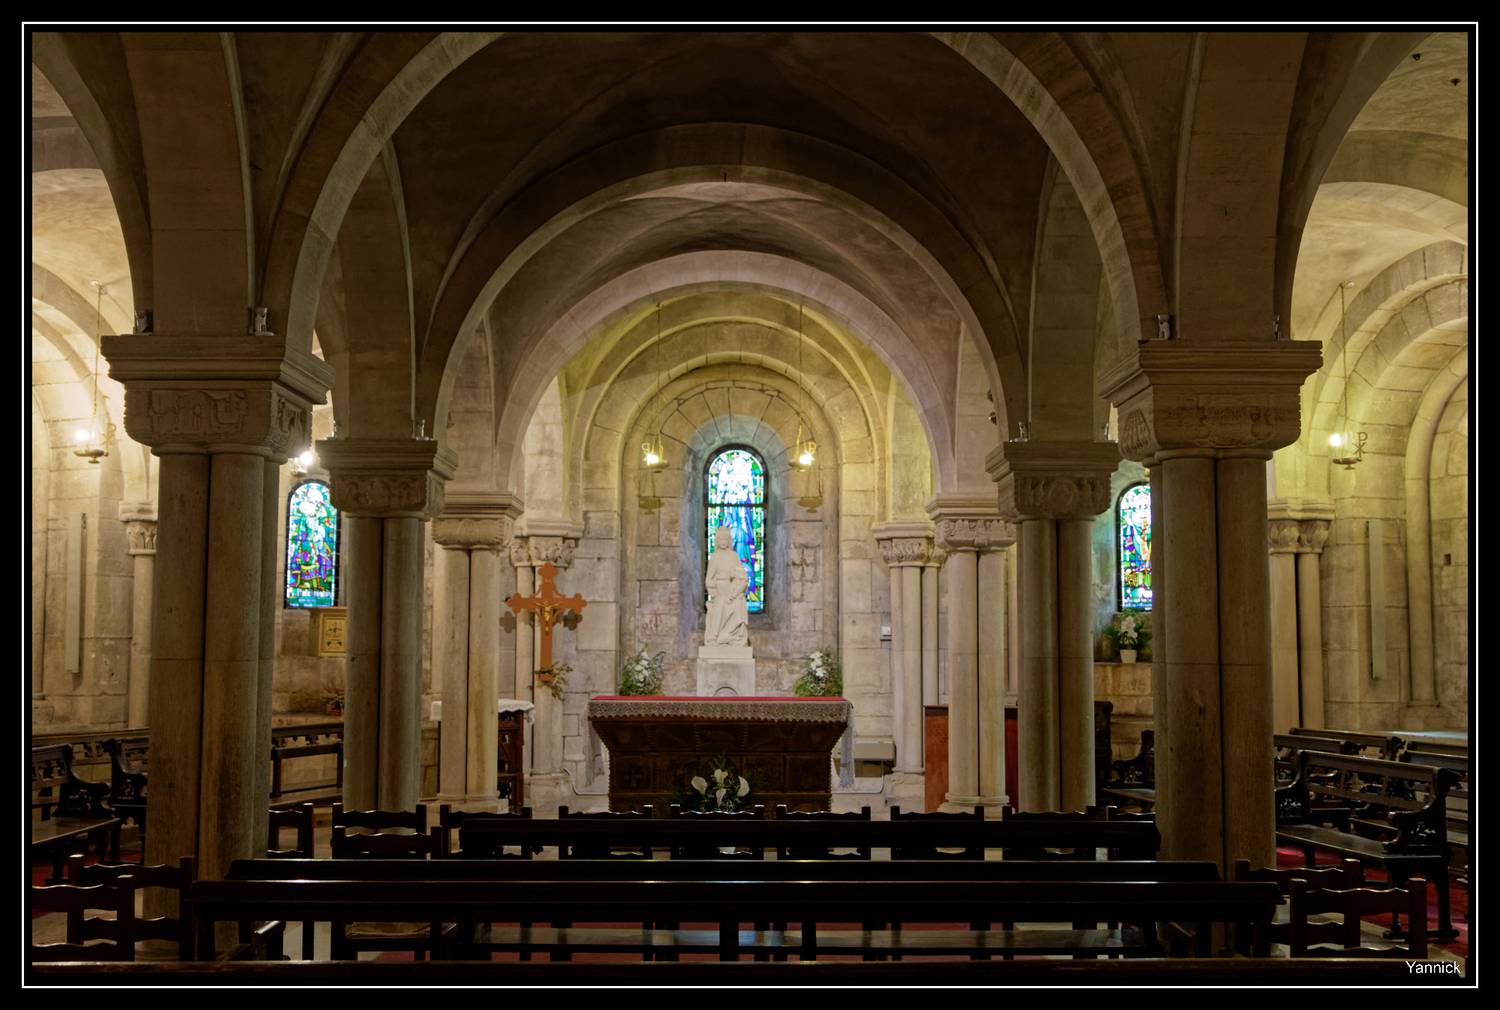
433,492,522,550
124,520,157,555
316,438,458,520
877,537,932,567
1299,519,1331,554
1267,499,1335,555
933,518,1015,553
1099,343,1322,463
1268,518,1302,554
987,440,1120,520
509,541,532,568
527,536,577,569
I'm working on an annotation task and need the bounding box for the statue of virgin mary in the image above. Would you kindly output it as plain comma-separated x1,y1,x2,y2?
704,525,750,647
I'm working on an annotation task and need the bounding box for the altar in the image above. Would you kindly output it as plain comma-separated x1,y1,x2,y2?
588,696,853,815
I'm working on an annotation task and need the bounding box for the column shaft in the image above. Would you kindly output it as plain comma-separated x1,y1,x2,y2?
944,550,979,803
513,563,535,771
921,564,939,706
1269,551,1300,733
1148,467,1170,836
435,547,471,800
1058,519,1095,811
253,457,279,852
1296,552,1326,729
378,517,424,811
899,565,924,773
976,550,1007,803
888,565,907,769
1217,457,1275,870
466,549,501,799
198,451,267,881
1017,519,1059,811
342,516,383,809
127,551,155,728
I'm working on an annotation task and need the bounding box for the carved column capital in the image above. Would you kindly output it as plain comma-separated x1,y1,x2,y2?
1267,499,1336,555
873,521,934,568
317,437,459,520
986,440,1120,520
432,492,523,550
124,520,158,556
100,334,332,461
1268,518,1303,554
1099,342,1322,464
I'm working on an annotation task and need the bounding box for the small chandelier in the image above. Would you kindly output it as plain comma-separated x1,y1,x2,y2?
291,449,316,476
641,301,668,470
794,303,816,470
72,282,109,464
1328,282,1367,471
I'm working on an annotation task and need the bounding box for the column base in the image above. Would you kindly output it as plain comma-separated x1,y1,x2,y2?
525,772,570,816
942,793,1009,817
883,771,926,813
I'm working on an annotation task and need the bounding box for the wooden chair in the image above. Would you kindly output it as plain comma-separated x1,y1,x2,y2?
437,803,534,859
1290,877,1428,958
331,802,426,833
774,805,872,860
66,854,196,959
558,805,654,859
668,803,766,859
331,824,443,859
1000,805,1114,860
889,804,983,859
1231,857,1363,953
30,878,137,962
329,824,452,960
267,802,316,859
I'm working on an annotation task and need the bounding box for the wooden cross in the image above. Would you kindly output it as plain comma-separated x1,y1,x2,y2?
505,563,587,670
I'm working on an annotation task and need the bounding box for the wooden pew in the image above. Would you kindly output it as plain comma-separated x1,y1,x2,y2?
187,877,1280,961
102,736,149,836
1288,727,1402,761
268,722,343,809
454,816,1161,861
30,745,121,884
1275,750,1457,938
1399,749,1470,897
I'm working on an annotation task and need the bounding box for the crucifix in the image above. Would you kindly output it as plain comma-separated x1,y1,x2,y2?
506,562,587,671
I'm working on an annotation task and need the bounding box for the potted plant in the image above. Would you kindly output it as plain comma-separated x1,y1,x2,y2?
676,756,753,813
1104,612,1150,664
793,647,843,697
619,648,666,696
535,662,570,700
323,687,345,717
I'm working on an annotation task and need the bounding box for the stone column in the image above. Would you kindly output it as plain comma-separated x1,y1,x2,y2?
874,522,933,784
99,334,331,896
1102,342,1321,869
517,522,580,814
921,557,940,706
1268,516,1302,733
510,543,536,770
990,440,1119,812
1296,519,1331,729
929,498,1013,815
120,504,157,729
433,494,521,807
319,437,457,814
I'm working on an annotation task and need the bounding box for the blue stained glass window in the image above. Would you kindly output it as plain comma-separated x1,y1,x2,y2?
285,480,339,608
1118,482,1152,610
706,447,766,614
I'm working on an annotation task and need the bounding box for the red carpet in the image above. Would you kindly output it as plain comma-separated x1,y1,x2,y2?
1275,846,1467,956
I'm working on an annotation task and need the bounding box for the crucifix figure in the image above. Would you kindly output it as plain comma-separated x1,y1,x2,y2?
506,562,587,671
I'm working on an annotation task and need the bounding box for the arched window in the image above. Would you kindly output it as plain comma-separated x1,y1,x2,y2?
285,479,340,608
1117,482,1152,611
705,447,766,614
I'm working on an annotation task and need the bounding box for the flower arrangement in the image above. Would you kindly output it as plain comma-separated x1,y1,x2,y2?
323,687,345,717
1103,612,1151,658
793,647,843,697
678,756,752,813
618,648,666,696
535,661,570,700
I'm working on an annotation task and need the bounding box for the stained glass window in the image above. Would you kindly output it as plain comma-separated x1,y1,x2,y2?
706,447,766,614
1118,482,1152,610
285,480,339,608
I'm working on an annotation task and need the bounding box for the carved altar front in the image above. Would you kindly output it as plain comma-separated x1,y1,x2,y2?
587,697,851,815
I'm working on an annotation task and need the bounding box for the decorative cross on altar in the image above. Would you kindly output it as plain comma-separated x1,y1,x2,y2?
506,563,587,670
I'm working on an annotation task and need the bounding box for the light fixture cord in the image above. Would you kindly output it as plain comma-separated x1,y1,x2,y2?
1339,283,1350,437
90,283,104,437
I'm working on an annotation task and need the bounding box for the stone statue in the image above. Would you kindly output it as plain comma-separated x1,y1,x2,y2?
704,525,750,646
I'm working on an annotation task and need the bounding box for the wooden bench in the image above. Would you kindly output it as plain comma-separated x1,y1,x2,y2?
1102,730,1155,811
1289,727,1402,761
268,722,343,809
1275,750,1458,938
1400,749,1470,896
102,736,149,836
455,816,1161,862
30,745,121,884
187,877,1280,961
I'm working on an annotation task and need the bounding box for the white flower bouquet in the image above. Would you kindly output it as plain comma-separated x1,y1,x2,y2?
619,648,666,696
793,646,843,697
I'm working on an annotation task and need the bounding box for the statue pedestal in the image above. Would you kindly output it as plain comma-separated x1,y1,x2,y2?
696,645,755,696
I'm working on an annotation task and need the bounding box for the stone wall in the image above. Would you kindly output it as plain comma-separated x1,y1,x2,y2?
1429,381,1468,712
1093,661,1154,763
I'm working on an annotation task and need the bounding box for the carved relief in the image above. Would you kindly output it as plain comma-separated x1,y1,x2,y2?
509,541,532,568
432,516,511,550
1011,475,1111,519
147,389,248,439
1268,519,1302,554
1298,519,1331,554
333,474,444,518
1119,409,1153,461
268,393,310,458
877,537,932,567
934,518,1015,553
529,536,577,569
124,520,158,555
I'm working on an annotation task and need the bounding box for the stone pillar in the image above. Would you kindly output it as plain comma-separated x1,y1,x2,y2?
432,494,521,807
1296,519,1331,729
99,334,331,896
874,522,933,784
120,504,157,729
929,498,1013,814
1102,342,1321,869
1268,517,1302,734
921,558,940,706
990,440,1119,812
516,522,580,814
319,437,457,814
510,545,536,769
